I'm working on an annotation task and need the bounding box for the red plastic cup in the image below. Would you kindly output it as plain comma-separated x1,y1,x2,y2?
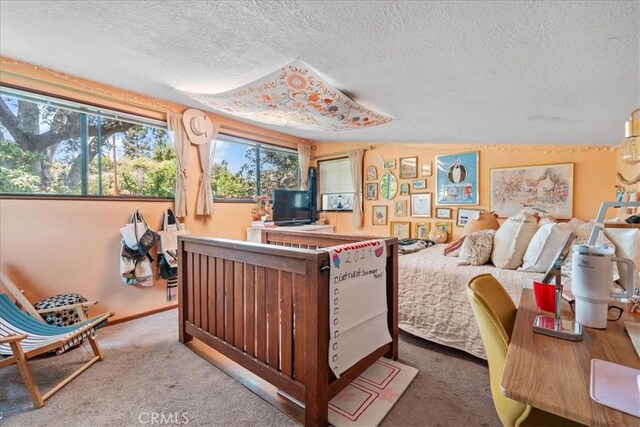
533,281,561,312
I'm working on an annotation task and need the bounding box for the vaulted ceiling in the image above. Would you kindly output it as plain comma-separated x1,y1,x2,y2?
1,1,638,145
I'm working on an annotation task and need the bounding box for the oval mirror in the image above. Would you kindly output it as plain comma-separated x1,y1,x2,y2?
380,172,398,200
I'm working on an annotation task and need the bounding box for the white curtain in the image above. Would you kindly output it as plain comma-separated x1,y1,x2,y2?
196,123,221,215
167,113,190,218
298,143,310,191
348,148,364,227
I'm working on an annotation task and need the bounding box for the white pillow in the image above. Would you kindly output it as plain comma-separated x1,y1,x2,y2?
604,228,639,288
492,212,539,269
520,223,572,272
459,230,495,266
562,222,619,281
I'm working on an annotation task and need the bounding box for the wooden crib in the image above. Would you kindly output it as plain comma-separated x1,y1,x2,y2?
178,230,398,426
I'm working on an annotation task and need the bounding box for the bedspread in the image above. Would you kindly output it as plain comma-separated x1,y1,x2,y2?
398,244,541,359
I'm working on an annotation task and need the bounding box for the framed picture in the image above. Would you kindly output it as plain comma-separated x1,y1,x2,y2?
400,183,410,195
436,207,452,219
435,221,452,237
372,205,388,225
399,157,418,179
413,222,430,240
394,200,408,217
436,151,479,205
412,179,426,190
421,161,433,177
383,159,396,169
366,165,378,181
457,208,482,227
410,193,432,217
321,193,354,211
490,163,574,218
365,183,378,200
390,221,410,239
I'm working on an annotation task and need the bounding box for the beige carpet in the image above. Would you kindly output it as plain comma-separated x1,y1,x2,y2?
1,309,500,426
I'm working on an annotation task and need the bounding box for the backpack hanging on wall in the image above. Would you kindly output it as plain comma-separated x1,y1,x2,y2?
119,210,159,287
157,208,189,299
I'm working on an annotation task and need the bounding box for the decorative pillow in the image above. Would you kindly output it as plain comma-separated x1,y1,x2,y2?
520,223,572,272
444,236,465,257
562,222,619,280
459,230,495,266
463,211,500,234
604,227,639,288
491,212,539,269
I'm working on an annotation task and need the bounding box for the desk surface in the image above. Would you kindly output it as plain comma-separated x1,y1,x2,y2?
501,289,640,427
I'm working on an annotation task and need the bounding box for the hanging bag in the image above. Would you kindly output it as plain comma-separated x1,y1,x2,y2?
119,210,157,287
158,208,189,269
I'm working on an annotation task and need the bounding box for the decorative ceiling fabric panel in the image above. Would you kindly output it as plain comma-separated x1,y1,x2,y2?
184,60,392,131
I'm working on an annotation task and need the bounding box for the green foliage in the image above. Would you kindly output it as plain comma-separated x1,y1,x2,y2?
211,161,254,199
0,139,43,193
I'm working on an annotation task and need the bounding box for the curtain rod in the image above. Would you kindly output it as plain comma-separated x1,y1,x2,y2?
311,145,374,160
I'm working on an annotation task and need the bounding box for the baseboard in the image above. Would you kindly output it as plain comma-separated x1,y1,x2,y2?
105,303,178,326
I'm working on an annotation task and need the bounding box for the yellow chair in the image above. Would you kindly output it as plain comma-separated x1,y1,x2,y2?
466,274,582,427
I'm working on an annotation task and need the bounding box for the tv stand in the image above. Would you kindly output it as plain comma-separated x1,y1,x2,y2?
246,224,334,243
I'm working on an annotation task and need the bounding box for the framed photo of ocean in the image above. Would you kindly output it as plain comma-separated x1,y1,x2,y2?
435,151,479,205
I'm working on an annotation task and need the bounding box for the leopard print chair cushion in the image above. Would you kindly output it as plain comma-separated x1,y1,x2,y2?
33,293,89,326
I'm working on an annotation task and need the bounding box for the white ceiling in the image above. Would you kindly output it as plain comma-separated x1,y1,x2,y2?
1,1,638,145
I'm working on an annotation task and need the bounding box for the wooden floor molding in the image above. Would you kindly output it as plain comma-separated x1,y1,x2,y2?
105,303,178,326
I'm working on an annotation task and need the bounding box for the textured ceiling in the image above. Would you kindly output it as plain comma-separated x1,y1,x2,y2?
0,1,638,145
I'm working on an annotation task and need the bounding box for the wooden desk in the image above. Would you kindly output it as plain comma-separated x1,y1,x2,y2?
501,289,640,426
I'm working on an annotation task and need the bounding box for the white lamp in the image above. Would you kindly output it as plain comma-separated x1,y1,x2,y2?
621,107,640,164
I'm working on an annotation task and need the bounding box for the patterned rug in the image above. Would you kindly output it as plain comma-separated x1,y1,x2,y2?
329,358,418,427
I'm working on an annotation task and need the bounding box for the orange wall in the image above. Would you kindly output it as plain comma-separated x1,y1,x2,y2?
313,142,618,239
0,57,308,321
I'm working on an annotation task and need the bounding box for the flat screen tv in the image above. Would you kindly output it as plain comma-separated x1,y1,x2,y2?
272,189,312,226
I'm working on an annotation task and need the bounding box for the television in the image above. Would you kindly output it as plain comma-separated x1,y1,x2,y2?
272,189,312,226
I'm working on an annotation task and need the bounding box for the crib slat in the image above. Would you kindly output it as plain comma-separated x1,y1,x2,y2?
216,257,225,338
267,268,279,369
193,254,201,328
293,273,306,383
280,271,293,377
234,262,244,349
200,255,208,330
225,260,234,341
245,264,255,356
187,252,194,324
208,257,216,334
256,267,267,362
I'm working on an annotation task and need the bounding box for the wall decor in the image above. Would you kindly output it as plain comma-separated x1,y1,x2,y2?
435,207,452,220
366,165,378,181
435,221,453,237
383,159,396,169
421,161,433,177
321,193,354,211
365,183,378,200
390,221,410,239
184,59,392,131
410,193,432,217
394,200,408,217
436,151,479,205
372,205,388,225
380,172,398,200
412,179,427,190
456,208,482,227
400,183,410,195
414,222,430,239
490,163,574,218
399,157,418,179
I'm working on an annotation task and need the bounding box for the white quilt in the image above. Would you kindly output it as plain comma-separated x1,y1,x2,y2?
398,244,541,359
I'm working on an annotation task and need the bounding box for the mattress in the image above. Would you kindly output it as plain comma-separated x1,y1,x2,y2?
398,244,542,359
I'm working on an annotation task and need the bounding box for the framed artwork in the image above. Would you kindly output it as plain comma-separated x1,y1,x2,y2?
412,179,426,190
394,200,408,217
400,183,410,195
372,205,388,225
366,165,378,181
435,221,452,236
436,207,452,220
490,163,574,218
457,208,482,227
321,193,353,211
365,183,378,200
435,151,479,205
390,221,410,239
399,157,418,179
413,222,430,239
383,159,396,169
410,193,432,217
421,161,433,177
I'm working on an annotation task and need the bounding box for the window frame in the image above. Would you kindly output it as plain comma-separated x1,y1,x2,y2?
0,86,174,201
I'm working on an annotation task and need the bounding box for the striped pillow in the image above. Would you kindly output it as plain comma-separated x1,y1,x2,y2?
444,236,466,257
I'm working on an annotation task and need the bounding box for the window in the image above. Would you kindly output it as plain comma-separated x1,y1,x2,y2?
211,134,299,200
318,157,354,211
0,87,174,197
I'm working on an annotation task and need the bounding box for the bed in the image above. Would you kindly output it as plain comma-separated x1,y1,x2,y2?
178,230,398,426
398,244,540,359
